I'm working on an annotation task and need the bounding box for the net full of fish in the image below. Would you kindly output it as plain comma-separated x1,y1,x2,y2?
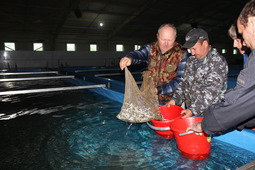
116,67,162,123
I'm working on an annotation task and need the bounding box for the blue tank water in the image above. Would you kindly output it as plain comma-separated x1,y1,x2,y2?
0,89,254,169
0,66,254,169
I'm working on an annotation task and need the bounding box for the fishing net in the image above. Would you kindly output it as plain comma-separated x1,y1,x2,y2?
116,67,162,123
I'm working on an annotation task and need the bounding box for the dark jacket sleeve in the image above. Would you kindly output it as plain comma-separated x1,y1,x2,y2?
202,84,255,134
201,52,255,134
125,44,150,65
157,52,190,95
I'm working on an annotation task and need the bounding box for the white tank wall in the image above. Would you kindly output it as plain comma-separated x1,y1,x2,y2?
0,51,127,69
0,33,243,69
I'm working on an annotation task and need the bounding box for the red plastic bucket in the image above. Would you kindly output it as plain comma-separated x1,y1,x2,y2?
160,105,183,120
151,105,183,138
171,117,210,160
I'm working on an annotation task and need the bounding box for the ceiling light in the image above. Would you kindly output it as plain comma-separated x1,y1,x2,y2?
99,22,103,27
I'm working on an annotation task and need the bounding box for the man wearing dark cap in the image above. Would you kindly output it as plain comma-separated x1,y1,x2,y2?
188,0,255,135
167,28,228,118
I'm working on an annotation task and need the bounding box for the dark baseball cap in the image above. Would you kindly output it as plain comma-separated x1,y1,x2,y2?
182,28,209,49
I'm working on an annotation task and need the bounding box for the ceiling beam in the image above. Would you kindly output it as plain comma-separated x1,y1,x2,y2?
53,0,82,37
107,0,158,40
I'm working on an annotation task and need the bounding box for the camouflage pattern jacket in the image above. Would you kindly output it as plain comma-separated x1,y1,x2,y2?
172,48,228,115
125,42,188,104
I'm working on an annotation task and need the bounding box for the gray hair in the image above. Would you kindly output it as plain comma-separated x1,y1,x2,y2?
157,23,177,37
228,22,242,39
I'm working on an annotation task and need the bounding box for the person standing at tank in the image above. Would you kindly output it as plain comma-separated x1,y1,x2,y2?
187,0,255,135
228,22,250,68
119,23,190,104
166,28,228,118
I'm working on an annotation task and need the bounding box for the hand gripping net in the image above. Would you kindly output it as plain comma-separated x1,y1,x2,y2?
116,67,162,123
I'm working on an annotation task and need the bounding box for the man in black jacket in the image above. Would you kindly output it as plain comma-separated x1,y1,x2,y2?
187,0,255,135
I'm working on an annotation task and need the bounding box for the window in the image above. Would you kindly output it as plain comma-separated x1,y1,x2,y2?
66,43,76,51
116,44,124,51
33,43,43,51
4,42,15,51
134,45,141,50
90,44,97,51
233,49,238,55
221,49,226,54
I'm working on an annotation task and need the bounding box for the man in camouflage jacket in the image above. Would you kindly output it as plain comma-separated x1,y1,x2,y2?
188,1,255,135
167,28,228,118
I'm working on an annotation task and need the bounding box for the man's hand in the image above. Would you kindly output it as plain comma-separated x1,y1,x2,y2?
119,57,132,70
181,109,193,118
186,121,203,135
166,100,176,107
154,106,161,114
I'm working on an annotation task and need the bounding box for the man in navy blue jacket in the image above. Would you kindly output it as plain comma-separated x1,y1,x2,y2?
188,0,255,135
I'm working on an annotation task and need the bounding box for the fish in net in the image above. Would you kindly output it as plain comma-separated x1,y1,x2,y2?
116,67,162,123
